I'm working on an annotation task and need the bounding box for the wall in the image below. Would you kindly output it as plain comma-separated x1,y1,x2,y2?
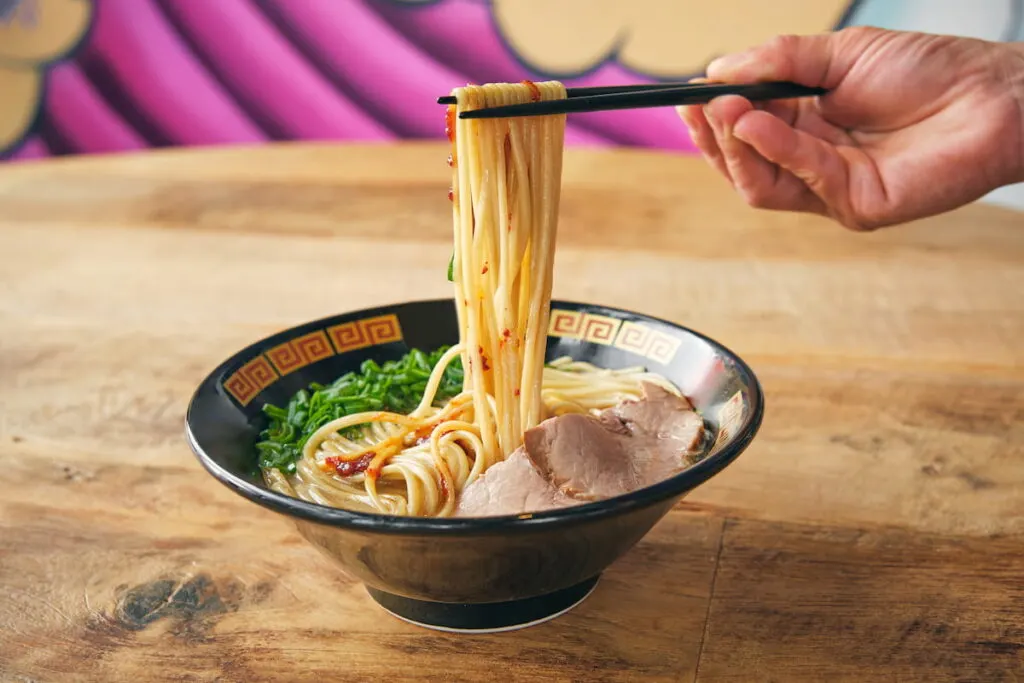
1,0,1021,209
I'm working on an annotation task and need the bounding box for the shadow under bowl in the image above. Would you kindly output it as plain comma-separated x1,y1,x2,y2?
185,299,764,632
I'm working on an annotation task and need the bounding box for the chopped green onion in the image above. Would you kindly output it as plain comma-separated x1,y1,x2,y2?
255,347,463,474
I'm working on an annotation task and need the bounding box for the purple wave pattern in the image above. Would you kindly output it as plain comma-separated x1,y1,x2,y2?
4,0,698,162
9,137,49,160
370,0,697,150
44,62,146,153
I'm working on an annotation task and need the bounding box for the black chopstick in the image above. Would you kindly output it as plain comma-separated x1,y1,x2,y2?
446,82,828,119
436,82,695,106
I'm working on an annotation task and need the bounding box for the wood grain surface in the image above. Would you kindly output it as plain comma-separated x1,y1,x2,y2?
0,143,1022,682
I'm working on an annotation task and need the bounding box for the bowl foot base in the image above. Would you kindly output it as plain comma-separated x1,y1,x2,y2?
366,575,601,633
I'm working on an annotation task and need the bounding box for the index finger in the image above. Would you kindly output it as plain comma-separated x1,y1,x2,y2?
706,32,837,87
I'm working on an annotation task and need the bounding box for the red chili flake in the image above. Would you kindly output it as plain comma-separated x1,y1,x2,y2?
514,388,521,397
445,105,456,142
447,152,456,168
502,329,511,339
478,346,491,372
410,423,435,446
325,452,375,477
521,80,541,102
503,132,512,170
481,264,489,275
439,476,449,500
447,187,454,202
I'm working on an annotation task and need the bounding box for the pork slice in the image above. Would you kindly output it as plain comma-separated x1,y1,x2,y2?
523,413,640,500
605,382,706,484
458,383,706,515
608,382,704,454
455,447,577,517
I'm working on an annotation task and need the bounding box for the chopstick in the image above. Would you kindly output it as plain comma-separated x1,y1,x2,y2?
436,82,694,106
439,82,827,119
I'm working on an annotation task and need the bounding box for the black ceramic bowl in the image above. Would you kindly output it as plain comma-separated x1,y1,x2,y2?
185,299,763,632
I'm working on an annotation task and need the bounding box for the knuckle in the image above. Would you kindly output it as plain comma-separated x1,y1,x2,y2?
693,129,717,153
836,210,884,232
703,149,725,171
849,218,884,232
838,217,868,231
763,34,800,81
737,182,773,208
837,26,879,43
767,34,800,53
793,168,825,194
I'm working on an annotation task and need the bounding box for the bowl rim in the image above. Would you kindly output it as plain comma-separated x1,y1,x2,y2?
185,298,764,535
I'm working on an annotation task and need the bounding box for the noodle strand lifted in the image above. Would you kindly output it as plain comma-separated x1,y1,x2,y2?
262,81,685,517
451,81,567,466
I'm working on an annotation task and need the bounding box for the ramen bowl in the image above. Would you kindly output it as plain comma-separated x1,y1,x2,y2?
185,299,763,633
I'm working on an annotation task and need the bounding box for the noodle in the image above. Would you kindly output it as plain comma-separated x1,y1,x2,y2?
451,80,566,466
262,81,684,517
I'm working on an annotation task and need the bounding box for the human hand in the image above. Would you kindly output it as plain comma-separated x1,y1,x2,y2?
678,27,1024,230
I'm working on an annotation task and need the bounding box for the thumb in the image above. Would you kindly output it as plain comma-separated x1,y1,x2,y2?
706,32,838,87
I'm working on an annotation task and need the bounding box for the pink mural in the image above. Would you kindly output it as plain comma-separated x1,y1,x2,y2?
2,0,871,161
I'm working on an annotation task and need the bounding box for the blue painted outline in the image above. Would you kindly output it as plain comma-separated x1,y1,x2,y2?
483,0,861,82
485,0,679,82
833,0,866,29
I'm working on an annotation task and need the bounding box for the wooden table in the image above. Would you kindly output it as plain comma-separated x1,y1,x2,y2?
1,143,1022,682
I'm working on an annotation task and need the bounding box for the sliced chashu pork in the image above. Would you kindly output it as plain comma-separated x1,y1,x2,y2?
455,382,704,517
523,412,639,500
454,447,576,517
603,382,706,484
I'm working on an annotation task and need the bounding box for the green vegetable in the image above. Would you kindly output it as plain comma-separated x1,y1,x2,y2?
255,347,464,474
447,252,454,281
